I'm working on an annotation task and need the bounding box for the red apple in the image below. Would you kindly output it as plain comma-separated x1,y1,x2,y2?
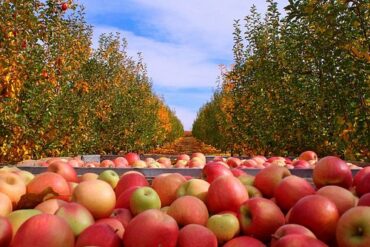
292,160,311,169
358,193,370,206
227,157,242,168
356,172,370,197
192,152,206,162
152,173,186,206
95,218,125,238
207,212,240,243
113,157,129,168
207,175,248,214
336,206,370,247
353,167,370,187
271,224,317,246
100,159,115,168
312,156,352,189
124,152,140,166
35,198,67,214
115,186,140,209
177,154,190,162
188,157,206,168
0,192,12,217
167,195,209,226
272,234,328,247
11,214,74,247
115,171,149,198
61,2,68,11
123,209,179,247
0,217,12,247
288,195,339,243
27,172,70,201
177,224,217,247
0,172,26,206
223,236,265,247
230,168,247,177
75,223,122,247
47,161,78,182
7,209,42,238
316,185,357,215
274,175,315,212
202,163,233,183
240,159,258,168
298,150,318,162
111,208,133,228
239,197,285,242
254,165,291,198
131,160,147,168
157,157,172,168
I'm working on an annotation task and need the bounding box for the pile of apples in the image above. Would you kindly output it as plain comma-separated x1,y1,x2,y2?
1,151,370,247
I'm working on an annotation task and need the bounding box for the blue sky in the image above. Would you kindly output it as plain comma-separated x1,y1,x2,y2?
77,0,289,130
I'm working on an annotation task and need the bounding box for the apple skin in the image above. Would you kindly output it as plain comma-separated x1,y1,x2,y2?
98,170,120,189
353,167,370,187
0,172,26,206
230,168,247,177
177,224,217,247
312,156,353,189
298,150,318,162
79,172,98,182
202,163,233,183
316,185,357,215
207,175,248,214
238,174,255,186
115,186,140,209
227,157,242,168
35,198,67,214
131,160,147,168
0,192,12,217
115,171,149,198
254,165,291,198
272,234,328,247
177,154,190,161
12,170,35,185
188,157,206,168
223,236,265,247
356,172,370,197
100,159,115,168
113,157,129,168
72,179,116,219
124,152,140,166
238,197,285,242
192,152,206,162
95,218,125,239
274,175,315,212
271,224,317,246
75,223,122,247
157,157,172,168
0,217,12,247
47,160,78,183
288,195,339,243
167,195,209,226
336,206,370,247
55,202,95,236
27,172,70,201
7,209,42,238
176,178,210,202
292,160,311,169
11,214,75,247
358,193,370,206
152,173,187,206
207,213,240,243
123,209,179,247
130,186,161,215
111,208,133,228
245,185,263,198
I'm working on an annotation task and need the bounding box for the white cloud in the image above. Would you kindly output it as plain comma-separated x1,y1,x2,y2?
172,106,198,131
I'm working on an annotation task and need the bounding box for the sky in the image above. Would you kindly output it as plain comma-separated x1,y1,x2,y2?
77,0,289,130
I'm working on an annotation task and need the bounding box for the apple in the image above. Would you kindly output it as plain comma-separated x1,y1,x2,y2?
272,234,328,247
230,168,247,177
0,192,12,217
75,223,121,247
130,186,161,215
316,185,357,215
55,202,95,236
11,214,75,247
313,156,352,189
356,172,370,197
152,173,187,206
167,195,209,226
7,209,42,238
61,2,68,11
240,159,260,169
238,174,255,186
0,217,12,247
98,170,120,189
192,152,206,163
274,175,315,212
12,170,34,185
202,163,233,183
188,157,206,168
223,236,265,247
73,179,116,219
47,161,78,182
100,159,115,168
292,160,311,168
148,161,163,168
131,160,147,168
271,224,317,246
35,198,67,214
358,193,370,206
0,172,26,206
145,157,156,165
252,155,267,165
174,159,188,168
245,185,263,198
123,209,179,247
115,186,140,209
298,150,318,162
177,224,217,247
239,197,285,242
176,178,210,202
113,157,129,168
227,157,241,168
353,167,370,187
207,212,240,243
288,195,339,243
27,172,70,201
157,157,172,168
254,165,291,198
95,218,125,238
111,208,133,228
124,152,140,165
213,156,226,162
177,154,190,161
207,175,248,214
336,206,370,247
115,171,149,198
79,172,98,181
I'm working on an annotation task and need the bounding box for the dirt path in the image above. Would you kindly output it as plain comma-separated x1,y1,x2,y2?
149,131,222,155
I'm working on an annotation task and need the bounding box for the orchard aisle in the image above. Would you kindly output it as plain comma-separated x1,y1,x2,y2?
149,132,222,155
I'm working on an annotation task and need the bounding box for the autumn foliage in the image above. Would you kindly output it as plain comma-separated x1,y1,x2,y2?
193,0,369,161
0,0,183,163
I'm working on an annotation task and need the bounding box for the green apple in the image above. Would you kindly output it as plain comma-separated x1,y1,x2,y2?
98,170,120,189
238,174,255,186
130,186,161,215
14,170,35,185
7,209,42,238
206,213,240,244
176,179,210,202
245,185,263,198
55,202,95,236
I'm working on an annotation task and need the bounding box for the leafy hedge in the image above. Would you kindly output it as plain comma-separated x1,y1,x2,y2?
0,1,183,163
193,0,369,161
